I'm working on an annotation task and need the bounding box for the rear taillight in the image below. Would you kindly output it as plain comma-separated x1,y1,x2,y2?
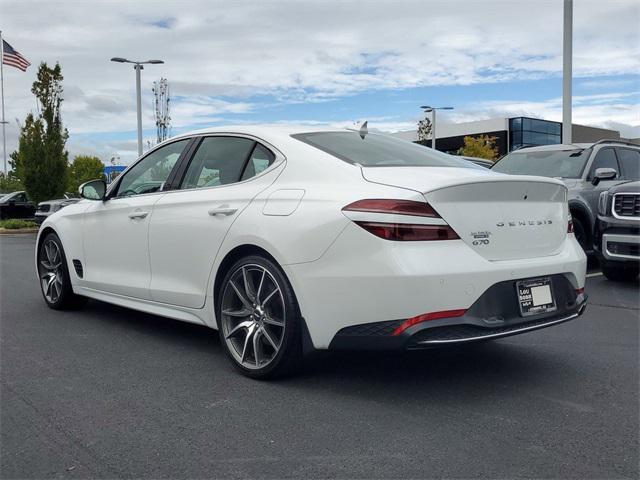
343,199,459,241
343,199,439,217
355,222,459,241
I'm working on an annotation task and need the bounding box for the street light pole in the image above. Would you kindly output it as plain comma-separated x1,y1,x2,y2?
134,64,143,157
110,57,164,158
420,106,453,150
562,0,573,144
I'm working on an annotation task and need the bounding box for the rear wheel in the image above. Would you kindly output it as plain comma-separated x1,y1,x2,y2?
602,263,639,282
37,232,86,309
217,255,302,379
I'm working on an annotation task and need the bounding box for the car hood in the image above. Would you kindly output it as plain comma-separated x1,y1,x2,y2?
609,180,640,194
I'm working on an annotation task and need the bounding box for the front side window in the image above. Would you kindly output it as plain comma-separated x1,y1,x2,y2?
492,148,591,178
616,148,640,180
180,137,258,189
589,148,619,179
292,131,470,168
116,139,189,197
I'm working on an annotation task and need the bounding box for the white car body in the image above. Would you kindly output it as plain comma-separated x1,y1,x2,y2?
37,126,587,356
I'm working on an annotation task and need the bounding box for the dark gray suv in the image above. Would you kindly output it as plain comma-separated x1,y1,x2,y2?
492,140,640,252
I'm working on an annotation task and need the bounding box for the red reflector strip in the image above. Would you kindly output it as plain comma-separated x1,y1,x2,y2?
567,219,574,233
355,221,460,241
343,199,440,217
392,309,467,336
575,287,585,295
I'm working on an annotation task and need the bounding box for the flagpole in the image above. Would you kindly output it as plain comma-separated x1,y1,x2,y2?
0,30,7,174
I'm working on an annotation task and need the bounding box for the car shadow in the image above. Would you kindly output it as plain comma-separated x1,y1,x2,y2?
80,298,571,394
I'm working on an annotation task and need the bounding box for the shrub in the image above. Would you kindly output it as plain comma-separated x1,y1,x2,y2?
0,219,38,230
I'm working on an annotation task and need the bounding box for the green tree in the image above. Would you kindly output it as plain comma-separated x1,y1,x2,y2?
459,135,498,161
68,155,105,192
0,171,23,193
12,62,69,204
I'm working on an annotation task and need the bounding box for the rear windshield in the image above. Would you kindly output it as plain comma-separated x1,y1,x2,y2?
492,149,591,178
292,131,472,168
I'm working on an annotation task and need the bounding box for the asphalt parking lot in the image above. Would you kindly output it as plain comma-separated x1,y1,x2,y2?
1,234,638,479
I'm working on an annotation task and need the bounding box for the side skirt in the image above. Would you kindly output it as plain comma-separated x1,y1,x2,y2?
74,286,211,327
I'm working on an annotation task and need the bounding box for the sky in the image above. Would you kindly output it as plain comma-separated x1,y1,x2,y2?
1,0,639,165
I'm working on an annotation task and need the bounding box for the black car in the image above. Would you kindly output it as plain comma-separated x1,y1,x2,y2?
0,191,36,220
594,181,639,281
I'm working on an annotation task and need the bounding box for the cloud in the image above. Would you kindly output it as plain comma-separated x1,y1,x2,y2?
1,0,638,164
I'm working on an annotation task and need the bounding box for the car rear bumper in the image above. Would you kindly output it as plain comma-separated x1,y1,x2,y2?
285,223,587,349
328,274,587,350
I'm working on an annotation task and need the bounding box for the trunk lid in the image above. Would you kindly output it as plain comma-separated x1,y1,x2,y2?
361,167,568,261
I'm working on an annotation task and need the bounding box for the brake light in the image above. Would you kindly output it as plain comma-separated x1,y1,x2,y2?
343,199,440,217
392,309,467,336
355,221,459,241
343,199,459,241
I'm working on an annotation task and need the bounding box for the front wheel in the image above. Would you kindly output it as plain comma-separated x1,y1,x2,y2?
572,216,589,252
217,255,303,379
37,232,86,309
602,263,639,282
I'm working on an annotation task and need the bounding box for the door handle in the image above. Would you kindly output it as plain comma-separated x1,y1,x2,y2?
128,211,149,219
208,206,237,216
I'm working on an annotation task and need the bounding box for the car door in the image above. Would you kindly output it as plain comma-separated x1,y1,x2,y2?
148,135,282,308
81,138,191,299
581,147,622,222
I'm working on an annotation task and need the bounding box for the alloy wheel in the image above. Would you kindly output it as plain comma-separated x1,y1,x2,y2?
39,239,64,303
220,264,286,370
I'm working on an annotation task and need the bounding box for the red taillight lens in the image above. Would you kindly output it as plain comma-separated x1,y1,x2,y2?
576,287,585,295
355,221,459,241
343,199,440,217
392,309,467,336
567,218,574,233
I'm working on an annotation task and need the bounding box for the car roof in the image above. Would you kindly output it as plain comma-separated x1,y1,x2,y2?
512,143,592,152
176,124,347,139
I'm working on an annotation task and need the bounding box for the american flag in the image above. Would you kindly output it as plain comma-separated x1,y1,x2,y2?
2,39,31,72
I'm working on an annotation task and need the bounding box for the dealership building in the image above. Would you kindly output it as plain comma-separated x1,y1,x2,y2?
392,116,626,156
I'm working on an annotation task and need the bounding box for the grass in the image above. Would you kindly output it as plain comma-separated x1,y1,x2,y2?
0,219,39,230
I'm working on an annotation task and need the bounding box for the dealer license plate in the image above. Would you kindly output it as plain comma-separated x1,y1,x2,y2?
516,277,557,317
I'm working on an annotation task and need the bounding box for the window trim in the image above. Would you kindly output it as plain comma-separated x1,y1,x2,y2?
105,136,197,200
170,133,284,194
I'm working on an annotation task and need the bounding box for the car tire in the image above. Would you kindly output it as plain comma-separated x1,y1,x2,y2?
601,263,639,282
572,216,589,252
37,232,87,310
216,254,303,379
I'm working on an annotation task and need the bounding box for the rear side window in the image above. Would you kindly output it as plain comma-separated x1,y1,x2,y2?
617,148,640,180
292,131,471,168
241,144,275,181
181,137,255,189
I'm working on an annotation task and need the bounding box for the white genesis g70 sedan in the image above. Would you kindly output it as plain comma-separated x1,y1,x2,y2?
36,126,587,378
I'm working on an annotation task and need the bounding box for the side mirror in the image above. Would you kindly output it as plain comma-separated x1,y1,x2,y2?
79,179,107,200
591,167,617,186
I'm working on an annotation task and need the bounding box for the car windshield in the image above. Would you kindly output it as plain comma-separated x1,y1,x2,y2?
292,131,472,168
0,193,15,202
492,148,591,178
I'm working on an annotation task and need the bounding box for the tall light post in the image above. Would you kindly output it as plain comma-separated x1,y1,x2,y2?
110,57,164,157
420,106,453,150
562,0,573,144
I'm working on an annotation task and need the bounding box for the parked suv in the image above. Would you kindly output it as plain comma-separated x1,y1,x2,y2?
593,181,639,281
492,140,640,252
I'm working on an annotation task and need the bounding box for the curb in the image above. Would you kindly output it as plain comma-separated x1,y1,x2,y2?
0,228,39,235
